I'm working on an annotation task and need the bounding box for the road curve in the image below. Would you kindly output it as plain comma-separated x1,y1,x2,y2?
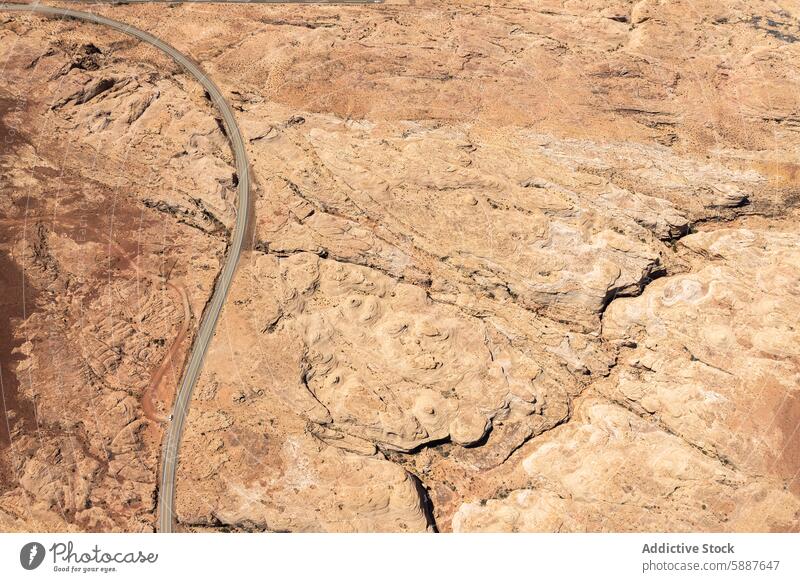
0,2,251,533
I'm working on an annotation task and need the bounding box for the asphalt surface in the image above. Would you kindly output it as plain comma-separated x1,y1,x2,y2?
0,2,251,533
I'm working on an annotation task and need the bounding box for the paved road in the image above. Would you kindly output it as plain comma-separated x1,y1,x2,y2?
0,2,251,533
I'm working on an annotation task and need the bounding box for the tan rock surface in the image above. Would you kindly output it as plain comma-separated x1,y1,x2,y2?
600,228,800,485
0,15,232,531
453,398,800,532
2,0,800,532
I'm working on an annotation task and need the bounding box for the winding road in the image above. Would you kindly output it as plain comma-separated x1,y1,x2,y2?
0,2,251,533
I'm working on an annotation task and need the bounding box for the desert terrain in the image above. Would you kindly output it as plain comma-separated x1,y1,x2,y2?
1,0,799,532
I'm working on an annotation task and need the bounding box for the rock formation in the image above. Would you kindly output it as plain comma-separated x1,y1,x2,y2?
2,1,799,532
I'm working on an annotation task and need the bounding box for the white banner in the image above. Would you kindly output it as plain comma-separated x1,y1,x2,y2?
1,533,797,581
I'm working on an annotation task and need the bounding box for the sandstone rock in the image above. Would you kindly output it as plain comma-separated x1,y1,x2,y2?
600,229,800,486
453,398,800,532
3,0,800,533
0,17,230,532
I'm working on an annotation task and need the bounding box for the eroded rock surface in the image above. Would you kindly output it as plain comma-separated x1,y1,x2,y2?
453,398,800,532
600,229,800,484
0,15,232,531
3,0,800,532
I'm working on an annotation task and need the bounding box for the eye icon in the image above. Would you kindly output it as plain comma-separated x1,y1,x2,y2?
20,542,46,570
